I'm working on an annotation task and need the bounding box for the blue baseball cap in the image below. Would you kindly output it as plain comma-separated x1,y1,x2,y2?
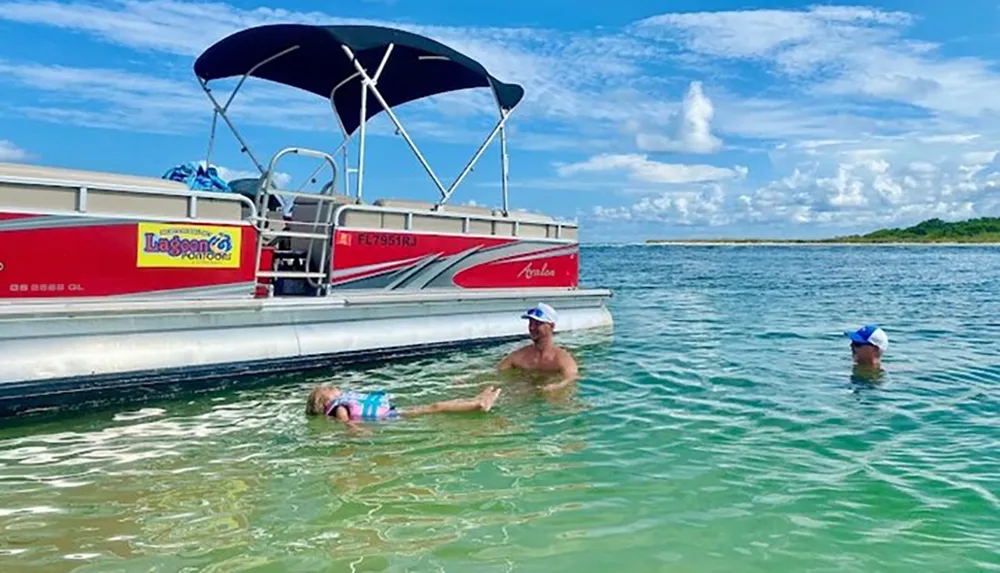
521,302,558,326
845,324,889,353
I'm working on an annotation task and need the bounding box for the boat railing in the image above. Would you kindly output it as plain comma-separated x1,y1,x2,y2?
0,163,258,225
333,203,579,242
252,147,342,292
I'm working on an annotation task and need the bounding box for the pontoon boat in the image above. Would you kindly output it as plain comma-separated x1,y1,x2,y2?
0,24,613,415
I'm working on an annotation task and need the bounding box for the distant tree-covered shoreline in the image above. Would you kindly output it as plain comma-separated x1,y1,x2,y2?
645,217,1000,244
827,217,1000,243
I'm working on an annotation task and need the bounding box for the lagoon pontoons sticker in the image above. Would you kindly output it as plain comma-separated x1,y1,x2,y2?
136,223,241,268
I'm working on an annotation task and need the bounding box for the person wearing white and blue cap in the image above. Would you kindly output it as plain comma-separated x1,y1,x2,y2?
521,302,558,328
497,302,579,393
845,324,888,369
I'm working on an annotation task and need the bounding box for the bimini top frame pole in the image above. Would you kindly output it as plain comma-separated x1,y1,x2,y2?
198,45,302,175
340,44,518,208
340,44,448,201
493,87,512,216
194,24,526,209
329,73,360,197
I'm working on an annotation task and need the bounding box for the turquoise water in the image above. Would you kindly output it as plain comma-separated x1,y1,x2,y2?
2,245,999,571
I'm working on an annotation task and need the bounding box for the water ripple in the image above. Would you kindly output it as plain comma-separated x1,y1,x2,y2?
1,245,999,570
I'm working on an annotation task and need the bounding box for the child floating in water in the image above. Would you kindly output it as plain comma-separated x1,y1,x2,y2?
305,384,502,430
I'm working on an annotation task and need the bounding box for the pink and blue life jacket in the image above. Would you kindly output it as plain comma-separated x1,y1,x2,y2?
324,390,398,421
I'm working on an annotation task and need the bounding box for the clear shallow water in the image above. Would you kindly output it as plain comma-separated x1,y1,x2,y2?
2,245,999,572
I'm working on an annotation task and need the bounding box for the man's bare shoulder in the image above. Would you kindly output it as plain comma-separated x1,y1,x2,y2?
555,345,577,363
499,344,532,369
510,344,536,357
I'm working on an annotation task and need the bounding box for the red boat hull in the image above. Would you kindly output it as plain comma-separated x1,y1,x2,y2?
0,213,578,298
330,229,578,290
0,213,259,298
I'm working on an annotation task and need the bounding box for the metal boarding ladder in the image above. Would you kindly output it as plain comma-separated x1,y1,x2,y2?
252,148,341,295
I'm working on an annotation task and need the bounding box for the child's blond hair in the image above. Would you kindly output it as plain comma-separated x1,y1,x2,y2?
305,385,330,416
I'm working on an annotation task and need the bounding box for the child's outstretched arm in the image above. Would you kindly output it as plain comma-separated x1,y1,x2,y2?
401,386,502,417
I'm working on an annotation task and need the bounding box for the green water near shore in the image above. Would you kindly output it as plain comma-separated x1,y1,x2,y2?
1,245,998,571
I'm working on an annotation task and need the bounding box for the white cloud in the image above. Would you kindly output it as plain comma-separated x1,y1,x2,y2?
908,161,938,174
592,184,731,226
634,81,722,154
738,155,1000,228
919,134,980,144
557,153,747,184
0,56,360,136
591,146,1000,230
768,131,1000,174
711,96,921,142
961,150,998,166
635,5,1000,119
0,0,301,56
795,139,859,151
635,6,911,72
0,140,30,162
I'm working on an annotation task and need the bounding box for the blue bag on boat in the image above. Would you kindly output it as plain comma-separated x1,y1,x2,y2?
162,162,231,192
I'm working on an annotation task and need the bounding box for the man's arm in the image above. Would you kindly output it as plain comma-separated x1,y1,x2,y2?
539,350,579,393
497,349,519,371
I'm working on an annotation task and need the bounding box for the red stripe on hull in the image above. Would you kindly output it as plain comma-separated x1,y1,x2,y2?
328,256,426,285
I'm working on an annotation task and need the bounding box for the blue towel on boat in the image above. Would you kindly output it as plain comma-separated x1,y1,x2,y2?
162,162,231,192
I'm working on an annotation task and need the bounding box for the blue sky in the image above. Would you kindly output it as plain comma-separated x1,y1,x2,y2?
3,1,1000,242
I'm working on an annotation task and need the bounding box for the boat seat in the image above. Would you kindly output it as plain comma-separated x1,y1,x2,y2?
294,192,356,208
231,177,356,225
289,193,356,226
285,194,356,259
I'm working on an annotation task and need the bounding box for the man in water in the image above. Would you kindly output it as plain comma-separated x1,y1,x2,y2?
845,324,888,381
497,302,579,393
